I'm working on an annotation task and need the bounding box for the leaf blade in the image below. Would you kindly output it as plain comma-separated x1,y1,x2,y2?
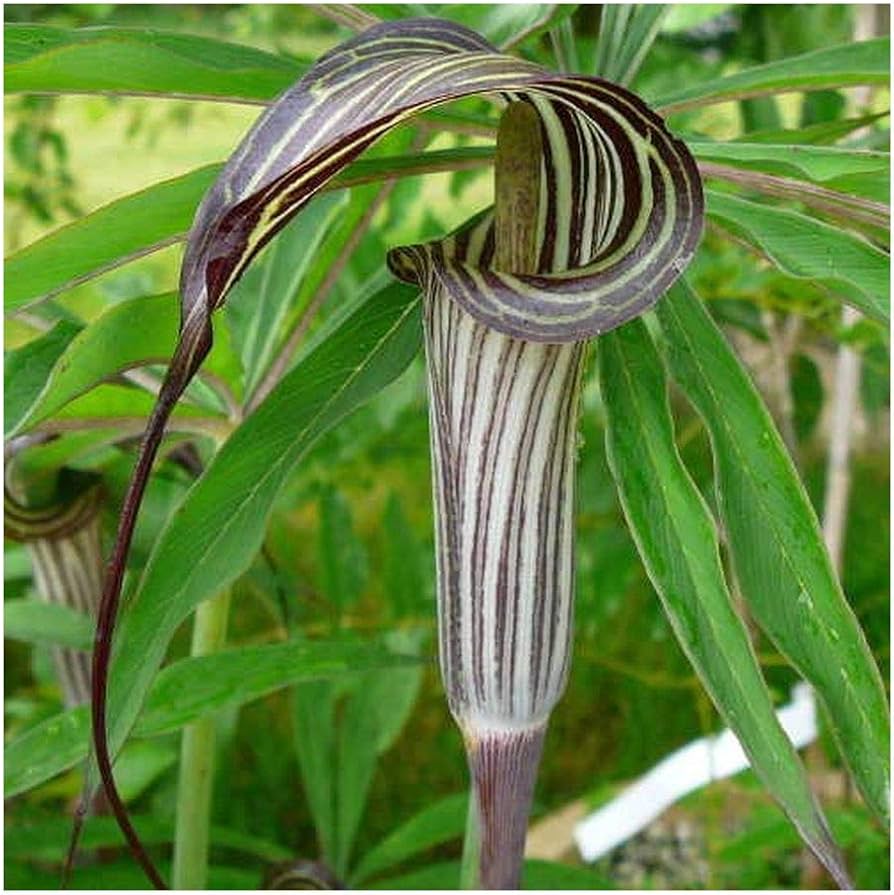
4,638,418,797
655,279,890,825
103,283,422,768
4,599,93,650
4,165,219,311
5,320,82,434
692,141,889,199
5,149,494,309
4,23,303,102
654,37,890,113
706,189,889,323
351,793,469,884
598,317,848,885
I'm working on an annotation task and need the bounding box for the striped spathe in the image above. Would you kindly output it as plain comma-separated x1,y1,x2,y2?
5,476,104,708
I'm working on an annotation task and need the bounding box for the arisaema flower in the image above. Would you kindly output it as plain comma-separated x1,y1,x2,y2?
5,470,104,708
86,16,864,891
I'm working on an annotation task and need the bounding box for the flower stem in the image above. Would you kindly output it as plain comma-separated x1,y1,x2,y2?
172,588,232,890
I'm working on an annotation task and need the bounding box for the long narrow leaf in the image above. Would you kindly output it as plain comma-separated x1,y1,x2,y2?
691,141,889,200
731,112,889,146
598,318,848,886
39,384,226,436
101,282,421,777
6,814,292,864
612,5,668,86
292,681,338,867
5,320,81,434
6,858,257,891
4,599,93,650
351,793,469,885
10,293,241,435
134,640,420,736
5,637,418,797
226,193,347,396
701,163,888,231
5,23,303,102
655,279,890,825
654,37,889,114
5,166,219,310
706,189,889,323
5,149,494,309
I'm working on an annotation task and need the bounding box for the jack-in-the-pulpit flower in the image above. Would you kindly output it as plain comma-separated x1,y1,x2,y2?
6,472,105,708
87,18,702,889
419,271,586,887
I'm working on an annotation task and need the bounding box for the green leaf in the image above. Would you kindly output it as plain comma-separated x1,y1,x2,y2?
369,859,461,890
655,280,891,826
4,165,220,310
336,638,426,874
275,182,395,351
5,814,292,864
10,293,241,436
706,189,889,323
227,192,347,396
5,638,417,797
43,383,224,435
292,632,425,876
370,628,426,753
318,485,368,611
615,5,668,86
135,639,419,736
4,599,93,650
4,23,302,102
731,112,890,146
103,283,421,778
334,677,383,875
351,792,468,885
292,680,338,866
5,857,259,891
655,37,890,113
18,429,125,466
4,149,494,310
594,5,668,86
598,317,847,886
4,320,81,434
692,141,889,200
5,707,88,798
114,739,178,803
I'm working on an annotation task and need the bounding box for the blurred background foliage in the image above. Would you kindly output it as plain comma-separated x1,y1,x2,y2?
4,3,889,889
